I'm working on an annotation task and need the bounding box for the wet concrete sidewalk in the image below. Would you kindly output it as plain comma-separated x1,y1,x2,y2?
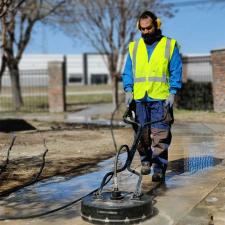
0,103,115,125
0,121,224,225
1,101,225,225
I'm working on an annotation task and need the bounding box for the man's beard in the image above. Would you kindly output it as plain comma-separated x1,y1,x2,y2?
141,33,158,45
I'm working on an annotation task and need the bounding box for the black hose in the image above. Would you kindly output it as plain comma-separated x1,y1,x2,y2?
0,148,48,197
110,101,123,152
96,144,129,196
121,104,170,195
0,187,96,220
0,145,114,221
0,103,169,220
113,144,129,190
0,135,16,175
0,103,125,220
97,103,170,197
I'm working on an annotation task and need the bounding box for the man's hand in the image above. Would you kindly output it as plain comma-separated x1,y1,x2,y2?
125,92,133,107
165,94,175,108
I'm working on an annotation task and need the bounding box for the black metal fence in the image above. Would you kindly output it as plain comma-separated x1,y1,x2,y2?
0,69,49,112
177,55,213,110
0,54,215,112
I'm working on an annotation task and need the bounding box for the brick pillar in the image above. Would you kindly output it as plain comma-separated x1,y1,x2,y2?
181,55,188,83
211,48,225,112
48,61,66,113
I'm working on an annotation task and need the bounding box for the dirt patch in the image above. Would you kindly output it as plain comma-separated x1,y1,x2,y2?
0,124,133,196
2,108,224,197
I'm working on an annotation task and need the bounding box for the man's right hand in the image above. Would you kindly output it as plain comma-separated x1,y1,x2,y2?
165,94,175,108
125,92,133,107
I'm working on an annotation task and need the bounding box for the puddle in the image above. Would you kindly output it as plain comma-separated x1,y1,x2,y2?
0,154,126,218
0,150,223,218
65,103,117,125
167,156,223,177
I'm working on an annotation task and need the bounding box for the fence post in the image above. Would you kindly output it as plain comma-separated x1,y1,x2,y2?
48,61,66,113
211,48,225,112
83,53,88,85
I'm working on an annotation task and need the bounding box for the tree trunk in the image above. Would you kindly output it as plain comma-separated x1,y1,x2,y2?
112,75,119,109
9,63,23,110
0,77,2,93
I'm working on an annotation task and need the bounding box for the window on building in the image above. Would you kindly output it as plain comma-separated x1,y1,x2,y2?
68,74,83,83
91,74,108,84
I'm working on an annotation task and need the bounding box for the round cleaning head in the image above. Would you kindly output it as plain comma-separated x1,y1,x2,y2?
81,191,153,224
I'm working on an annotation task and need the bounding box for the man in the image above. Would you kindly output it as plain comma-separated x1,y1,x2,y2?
122,11,182,182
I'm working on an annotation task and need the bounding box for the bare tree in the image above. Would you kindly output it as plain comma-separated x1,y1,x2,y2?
0,0,26,18
0,0,66,110
60,0,173,108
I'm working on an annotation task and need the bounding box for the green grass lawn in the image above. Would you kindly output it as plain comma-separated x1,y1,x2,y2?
1,84,224,124
0,96,49,112
0,92,116,112
67,94,113,105
66,84,123,92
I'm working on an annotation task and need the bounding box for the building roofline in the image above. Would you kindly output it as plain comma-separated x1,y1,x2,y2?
211,47,225,53
182,53,210,57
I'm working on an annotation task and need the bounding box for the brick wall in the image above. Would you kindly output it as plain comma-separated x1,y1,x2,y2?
48,61,66,113
181,56,188,83
211,48,225,112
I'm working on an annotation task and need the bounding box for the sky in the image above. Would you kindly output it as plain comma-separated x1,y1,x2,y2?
25,0,225,55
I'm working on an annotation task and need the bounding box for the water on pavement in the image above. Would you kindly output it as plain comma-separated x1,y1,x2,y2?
0,122,225,224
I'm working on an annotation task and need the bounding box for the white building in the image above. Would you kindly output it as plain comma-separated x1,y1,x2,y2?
182,54,212,82
0,53,213,87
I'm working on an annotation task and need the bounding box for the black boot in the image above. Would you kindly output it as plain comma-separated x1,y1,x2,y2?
152,163,167,182
141,162,151,175
152,172,165,182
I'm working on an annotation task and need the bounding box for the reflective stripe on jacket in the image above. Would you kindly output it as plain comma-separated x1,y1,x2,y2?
128,37,176,100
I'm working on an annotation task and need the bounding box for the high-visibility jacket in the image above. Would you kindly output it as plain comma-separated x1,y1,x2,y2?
128,37,176,100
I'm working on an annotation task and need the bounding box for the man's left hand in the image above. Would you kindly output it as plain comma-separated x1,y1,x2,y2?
165,94,175,108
